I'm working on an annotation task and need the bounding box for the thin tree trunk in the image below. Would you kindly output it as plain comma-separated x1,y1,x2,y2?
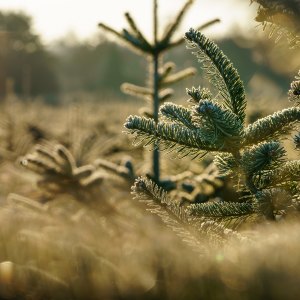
153,52,160,183
152,0,160,183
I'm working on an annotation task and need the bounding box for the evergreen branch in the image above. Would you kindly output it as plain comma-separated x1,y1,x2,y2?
186,86,213,103
159,62,175,82
160,102,196,129
132,177,205,254
19,143,79,177
72,165,95,180
158,88,173,103
55,145,77,174
241,141,286,175
243,107,300,146
122,29,153,53
196,18,221,31
132,177,250,250
124,12,152,50
25,144,76,175
252,0,300,48
255,160,300,188
98,23,152,53
190,219,251,243
160,67,196,87
80,172,105,188
132,177,185,218
252,0,300,14
160,0,194,47
124,115,222,157
156,122,222,155
255,188,294,220
138,107,153,118
121,83,152,100
94,158,135,181
124,115,157,146
193,100,243,147
214,153,237,176
168,18,221,49
122,158,135,180
185,28,246,123
20,155,61,175
34,145,60,166
19,143,107,196
98,23,124,40
187,201,254,217
255,189,275,220
256,6,300,31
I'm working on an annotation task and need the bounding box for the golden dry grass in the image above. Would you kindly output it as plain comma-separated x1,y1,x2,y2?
0,97,299,300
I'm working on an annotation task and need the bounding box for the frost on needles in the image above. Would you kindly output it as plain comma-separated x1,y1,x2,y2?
125,28,300,243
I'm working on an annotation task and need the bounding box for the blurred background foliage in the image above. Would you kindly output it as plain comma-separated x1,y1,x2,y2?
0,12,59,101
0,10,299,104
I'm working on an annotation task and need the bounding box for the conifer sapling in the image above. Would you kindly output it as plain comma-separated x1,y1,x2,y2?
125,28,300,240
99,0,219,184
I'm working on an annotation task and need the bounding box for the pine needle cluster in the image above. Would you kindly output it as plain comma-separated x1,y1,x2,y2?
132,176,249,250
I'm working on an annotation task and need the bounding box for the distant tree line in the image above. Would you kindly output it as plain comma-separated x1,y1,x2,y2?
0,11,59,100
54,36,146,97
0,11,296,103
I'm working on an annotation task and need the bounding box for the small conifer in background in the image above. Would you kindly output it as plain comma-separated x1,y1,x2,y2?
20,143,135,201
99,0,219,184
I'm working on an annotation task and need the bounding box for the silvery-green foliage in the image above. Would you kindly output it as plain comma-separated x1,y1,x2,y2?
125,28,300,228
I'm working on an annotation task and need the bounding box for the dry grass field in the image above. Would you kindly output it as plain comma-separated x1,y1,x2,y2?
0,97,299,300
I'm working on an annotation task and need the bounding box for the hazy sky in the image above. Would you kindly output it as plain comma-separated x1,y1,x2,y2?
0,0,257,44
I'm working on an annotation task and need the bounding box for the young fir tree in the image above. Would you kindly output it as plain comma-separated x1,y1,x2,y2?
20,143,104,198
124,28,300,242
20,142,134,201
99,0,219,184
